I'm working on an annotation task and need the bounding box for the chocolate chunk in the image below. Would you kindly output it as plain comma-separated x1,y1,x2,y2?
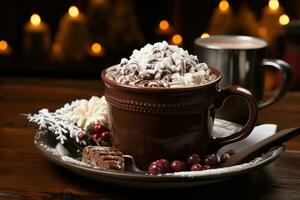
82,146,125,170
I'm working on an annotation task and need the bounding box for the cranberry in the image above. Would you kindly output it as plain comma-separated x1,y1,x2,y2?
148,162,164,174
77,131,87,140
170,160,186,172
156,159,170,173
92,133,101,145
187,154,201,166
191,164,203,171
100,131,110,141
92,123,106,134
204,154,218,166
220,153,231,163
203,165,211,170
93,132,101,139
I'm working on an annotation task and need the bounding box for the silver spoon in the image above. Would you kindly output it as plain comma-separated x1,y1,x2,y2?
221,127,300,167
123,155,145,173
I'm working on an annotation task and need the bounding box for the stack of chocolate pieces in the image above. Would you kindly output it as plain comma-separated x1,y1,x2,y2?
82,146,125,170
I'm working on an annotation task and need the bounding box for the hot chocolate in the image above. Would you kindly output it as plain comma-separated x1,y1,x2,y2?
106,41,216,88
196,36,267,49
102,42,258,170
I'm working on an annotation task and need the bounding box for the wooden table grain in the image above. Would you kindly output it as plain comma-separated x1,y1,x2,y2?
0,77,299,200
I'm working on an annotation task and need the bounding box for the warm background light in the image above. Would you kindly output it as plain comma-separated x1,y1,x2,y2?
52,43,61,54
258,26,268,37
279,14,290,25
268,0,279,11
69,6,79,17
219,0,229,12
30,14,41,26
171,34,182,45
201,33,210,39
159,20,170,31
0,40,8,50
91,42,102,53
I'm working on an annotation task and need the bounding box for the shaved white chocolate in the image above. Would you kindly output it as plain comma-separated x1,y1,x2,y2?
107,41,216,88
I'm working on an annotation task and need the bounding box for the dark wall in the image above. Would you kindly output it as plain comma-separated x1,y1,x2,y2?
0,0,299,53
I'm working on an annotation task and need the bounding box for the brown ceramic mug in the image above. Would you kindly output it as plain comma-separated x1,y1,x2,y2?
101,66,257,170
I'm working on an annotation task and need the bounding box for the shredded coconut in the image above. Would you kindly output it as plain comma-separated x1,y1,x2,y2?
106,41,216,88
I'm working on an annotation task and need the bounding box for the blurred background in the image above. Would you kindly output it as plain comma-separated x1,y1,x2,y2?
0,0,300,90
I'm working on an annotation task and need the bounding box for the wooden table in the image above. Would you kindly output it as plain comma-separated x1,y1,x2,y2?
0,77,299,200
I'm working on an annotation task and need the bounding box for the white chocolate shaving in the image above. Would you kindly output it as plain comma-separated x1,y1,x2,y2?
107,41,216,88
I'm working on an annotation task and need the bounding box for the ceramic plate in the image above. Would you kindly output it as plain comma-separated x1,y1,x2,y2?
34,119,284,188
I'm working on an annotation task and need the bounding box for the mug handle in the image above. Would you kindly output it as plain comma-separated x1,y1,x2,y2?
259,59,292,109
210,86,258,151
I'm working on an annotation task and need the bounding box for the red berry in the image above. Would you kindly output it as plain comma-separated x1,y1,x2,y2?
187,154,201,166
148,162,164,174
204,154,218,166
100,131,110,141
170,160,186,172
156,159,170,173
92,133,101,143
191,164,203,171
92,123,106,134
203,165,211,170
77,131,87,140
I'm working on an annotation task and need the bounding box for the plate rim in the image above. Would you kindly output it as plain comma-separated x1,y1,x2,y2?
34,131,284,183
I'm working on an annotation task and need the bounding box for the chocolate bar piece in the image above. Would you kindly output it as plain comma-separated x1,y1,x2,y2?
82,146,125,170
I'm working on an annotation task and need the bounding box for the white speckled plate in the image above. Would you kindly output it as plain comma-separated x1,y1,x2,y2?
34,119,284,188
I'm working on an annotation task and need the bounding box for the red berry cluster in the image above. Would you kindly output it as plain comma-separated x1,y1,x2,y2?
77,123,111,146
147,159,170,174
148,152,234,175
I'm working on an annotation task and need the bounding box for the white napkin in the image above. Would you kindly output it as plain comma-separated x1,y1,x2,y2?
217,124,277,156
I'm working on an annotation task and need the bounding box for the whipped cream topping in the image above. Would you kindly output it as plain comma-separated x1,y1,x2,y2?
106,41,216,88
69,96,109,130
